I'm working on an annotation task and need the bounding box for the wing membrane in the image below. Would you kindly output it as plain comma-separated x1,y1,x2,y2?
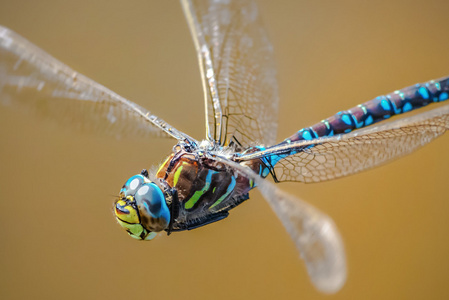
238,105,449,183
214,156,346,293
181,0,279,147
0,26,193,142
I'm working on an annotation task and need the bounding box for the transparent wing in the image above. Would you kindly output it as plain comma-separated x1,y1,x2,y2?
238,104,449,183
214,156,346,293
181,0,279,147
0,26,194,142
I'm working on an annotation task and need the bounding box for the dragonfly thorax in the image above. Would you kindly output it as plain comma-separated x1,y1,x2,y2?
151,142,262,232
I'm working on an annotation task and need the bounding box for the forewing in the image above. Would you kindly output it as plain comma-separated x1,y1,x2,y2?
214,156,346,293
181,0,279,147
0,26,193,141
238,104,449,183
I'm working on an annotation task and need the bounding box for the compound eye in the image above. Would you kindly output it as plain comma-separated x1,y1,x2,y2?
135,183,170,232
120,174,146,197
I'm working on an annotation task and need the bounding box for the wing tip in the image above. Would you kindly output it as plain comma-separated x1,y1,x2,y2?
303,216,347,294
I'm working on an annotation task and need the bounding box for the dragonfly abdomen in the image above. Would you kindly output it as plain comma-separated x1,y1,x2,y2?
286,76,449,143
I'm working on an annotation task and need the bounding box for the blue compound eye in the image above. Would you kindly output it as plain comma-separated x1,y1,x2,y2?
135,183,170,232
120,174,146,197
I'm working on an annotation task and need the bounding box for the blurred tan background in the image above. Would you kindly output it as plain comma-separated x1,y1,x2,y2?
1,1,449,299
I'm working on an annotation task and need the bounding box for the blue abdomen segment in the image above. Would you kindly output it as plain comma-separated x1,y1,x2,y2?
285,76,449,142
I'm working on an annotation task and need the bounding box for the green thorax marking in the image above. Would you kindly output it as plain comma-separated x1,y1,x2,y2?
210,176,236,209
173,164,184,186
184,170,216,210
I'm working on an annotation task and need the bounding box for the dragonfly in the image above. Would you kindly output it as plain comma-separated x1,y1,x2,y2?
0,0,448,294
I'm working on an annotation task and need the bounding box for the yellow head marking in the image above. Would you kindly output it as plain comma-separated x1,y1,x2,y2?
115,200,140,224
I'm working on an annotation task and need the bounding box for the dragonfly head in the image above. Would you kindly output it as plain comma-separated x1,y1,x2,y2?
114,171,170,240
